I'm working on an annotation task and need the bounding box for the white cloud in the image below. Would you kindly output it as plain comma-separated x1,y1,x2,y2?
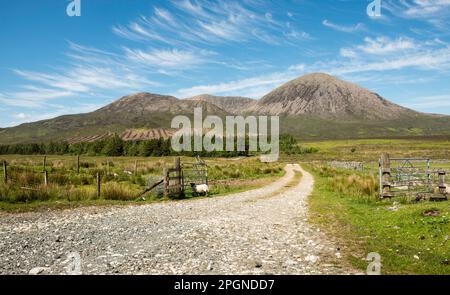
4,41,161,110
404,94,450,110
0,87,75,108
340,48,357,58
15,113,28,119
3,103,103,128
384,0,450,28
356,37,416,55
288,64,306,71
154,7,174,23
175,66,306,99
124,48,208,68
331,36,450,75
322,20,365,33
403,0,450,17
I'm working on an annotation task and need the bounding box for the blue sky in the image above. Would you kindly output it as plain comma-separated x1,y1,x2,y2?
1,0,450,127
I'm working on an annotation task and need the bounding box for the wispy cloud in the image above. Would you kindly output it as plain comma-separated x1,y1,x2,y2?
113,0,309,46
384,0,450,29
322,20,365,33
3,103,103,127
124,48,212,69
4,42,160,109
176,65,306,99
404,94,450,113
355,37,416,55
331,36,450,74
0,86,75,108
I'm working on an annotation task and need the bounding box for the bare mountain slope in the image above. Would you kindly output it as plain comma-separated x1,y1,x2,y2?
248,73,418,120
100,93,227,115
188,94,256,114
0,93,228,144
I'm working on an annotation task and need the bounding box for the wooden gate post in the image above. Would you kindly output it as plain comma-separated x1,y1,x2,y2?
438,171,446,195
174,157,183,197
380,153,392,199
2,160,7,184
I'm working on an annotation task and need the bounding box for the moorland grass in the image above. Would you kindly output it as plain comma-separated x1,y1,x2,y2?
0,155,285,212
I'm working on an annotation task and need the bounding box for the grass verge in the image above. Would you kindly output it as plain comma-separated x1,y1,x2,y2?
306,164,449,275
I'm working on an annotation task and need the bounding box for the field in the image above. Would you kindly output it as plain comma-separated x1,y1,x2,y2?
0,155,284,212
296,138,450,161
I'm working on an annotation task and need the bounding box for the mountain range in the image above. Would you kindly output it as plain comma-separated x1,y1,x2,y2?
1,73,449,144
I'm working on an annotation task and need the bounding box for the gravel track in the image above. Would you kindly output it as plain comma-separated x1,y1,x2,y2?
0,164,352,275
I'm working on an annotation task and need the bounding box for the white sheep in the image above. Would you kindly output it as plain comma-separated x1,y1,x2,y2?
190,183,209,196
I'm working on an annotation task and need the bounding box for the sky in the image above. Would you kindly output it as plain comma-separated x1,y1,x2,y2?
1,0,450,127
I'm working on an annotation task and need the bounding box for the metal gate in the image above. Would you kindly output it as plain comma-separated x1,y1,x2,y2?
379,154,448,200
182,156,208,190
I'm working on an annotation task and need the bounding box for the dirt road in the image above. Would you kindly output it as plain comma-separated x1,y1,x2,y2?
0,164,353,274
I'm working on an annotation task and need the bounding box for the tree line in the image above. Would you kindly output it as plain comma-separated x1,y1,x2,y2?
0,134,317,157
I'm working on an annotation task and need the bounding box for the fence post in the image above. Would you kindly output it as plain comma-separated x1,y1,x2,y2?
174,157,182,197
43,156,47,172
77,155,80,174
96,172,101,198
44,170,48,187
380,153,391,199
134,160,138,175
107,160,110,175
163,168,169,197
3,160,7,184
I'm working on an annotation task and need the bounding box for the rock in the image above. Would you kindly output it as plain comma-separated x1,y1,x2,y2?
335,253,342,259
305,254,319,264
422,210,440,217
206,261,213,271
29,267,50,275
413,255,420,260
284,259,297,267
